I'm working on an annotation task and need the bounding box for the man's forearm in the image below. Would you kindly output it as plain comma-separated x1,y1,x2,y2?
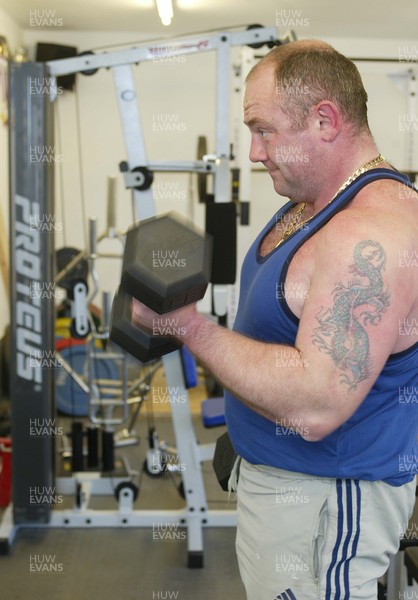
178,312,322,438
133,299,341,440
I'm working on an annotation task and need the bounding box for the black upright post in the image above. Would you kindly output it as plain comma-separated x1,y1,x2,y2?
9,62,55,524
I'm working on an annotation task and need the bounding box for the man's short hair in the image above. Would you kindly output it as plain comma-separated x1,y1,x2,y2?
248,40,369,133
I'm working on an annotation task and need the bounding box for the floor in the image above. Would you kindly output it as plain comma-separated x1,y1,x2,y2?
0,527,244,600
0,395,246,600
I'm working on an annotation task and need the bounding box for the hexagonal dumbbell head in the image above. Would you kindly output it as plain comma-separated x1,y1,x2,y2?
121,212,212,314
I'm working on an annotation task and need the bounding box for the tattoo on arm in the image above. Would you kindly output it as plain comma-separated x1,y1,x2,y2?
311,239,390,391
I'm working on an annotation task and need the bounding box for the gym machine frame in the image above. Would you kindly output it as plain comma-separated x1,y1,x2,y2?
0,26,279,567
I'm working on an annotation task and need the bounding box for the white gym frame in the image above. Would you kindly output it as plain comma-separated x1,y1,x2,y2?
0,25,281,568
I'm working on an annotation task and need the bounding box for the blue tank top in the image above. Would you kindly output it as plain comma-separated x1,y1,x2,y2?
225,169,418,485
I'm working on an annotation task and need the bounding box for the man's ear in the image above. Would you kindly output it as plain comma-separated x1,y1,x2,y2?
313,101,342,142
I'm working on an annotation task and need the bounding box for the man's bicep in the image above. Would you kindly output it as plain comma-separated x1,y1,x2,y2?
295,236,399,427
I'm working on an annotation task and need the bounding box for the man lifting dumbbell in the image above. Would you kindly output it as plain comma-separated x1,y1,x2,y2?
131,40,418,600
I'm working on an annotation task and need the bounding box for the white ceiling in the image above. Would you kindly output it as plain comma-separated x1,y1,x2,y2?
0,0,417,40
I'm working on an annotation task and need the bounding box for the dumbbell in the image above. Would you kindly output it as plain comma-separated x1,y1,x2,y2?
110,212,212,363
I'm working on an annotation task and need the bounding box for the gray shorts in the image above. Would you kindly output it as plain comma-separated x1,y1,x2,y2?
235,459,416,600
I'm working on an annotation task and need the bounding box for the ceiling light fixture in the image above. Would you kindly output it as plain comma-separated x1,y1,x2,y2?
156,0,173,26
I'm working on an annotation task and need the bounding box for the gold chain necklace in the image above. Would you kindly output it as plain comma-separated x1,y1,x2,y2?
275,153,386,248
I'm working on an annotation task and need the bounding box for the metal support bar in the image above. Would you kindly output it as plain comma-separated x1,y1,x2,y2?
162,351,209,555
112,64,155,221
122,160,215,187
8,62,55,525
46,28,278,77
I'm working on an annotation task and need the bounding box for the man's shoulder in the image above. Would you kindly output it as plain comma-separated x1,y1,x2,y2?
319,176,418,248
312,182,418,309
354,174,418,205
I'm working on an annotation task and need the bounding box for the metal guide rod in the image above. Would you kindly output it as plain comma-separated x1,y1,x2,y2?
214,34,232,205
89,217,97,257
212,34,234,322
106,176,117,236
88,217,99,305
102,291,112,331
236,46,253,205
46,28,278,77
55,351,90,394
216,34,232,162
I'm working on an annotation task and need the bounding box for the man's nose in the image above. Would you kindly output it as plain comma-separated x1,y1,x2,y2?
249,135,268,163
